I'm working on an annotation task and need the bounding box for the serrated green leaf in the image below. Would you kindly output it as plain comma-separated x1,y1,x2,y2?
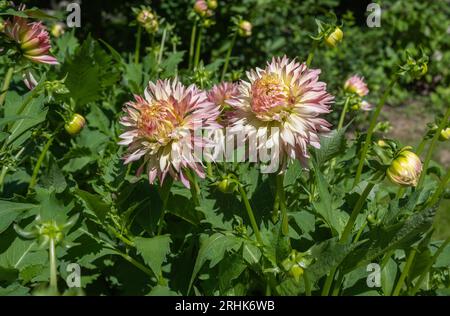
134,235,171,278
188,233,242,293
0,201,38,234
75,189,110,222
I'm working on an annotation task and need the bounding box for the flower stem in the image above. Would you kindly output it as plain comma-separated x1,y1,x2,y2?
417,106,450,188
188,20,197,71
238,184,263,245
341,181,375,243
392,248,417,296
28,135,54,194
0,66,14,108
188,171,201,207
323,181,375,295
353,76,398,187
221,31,237,81
157,27,167,66
134,25,142,64
427,168,450,207
306,40,318,67
410,236,450,295
49,237,58,293
337,97,350,130
276,174,289,236
156,177,174,235
193,24,203,70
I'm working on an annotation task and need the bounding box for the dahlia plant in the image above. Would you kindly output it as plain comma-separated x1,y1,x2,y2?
0,1,448,300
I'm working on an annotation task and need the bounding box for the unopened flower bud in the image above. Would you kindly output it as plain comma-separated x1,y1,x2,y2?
377,139,388,148
137,8,159,34
439,127,450,141
194,0,211,17
65,113,86,136
207,0,218,10
387,148,422,187
324,26,343,48
344,75,368,97
216,175,237,194
238,20,252,37
51,23,65,38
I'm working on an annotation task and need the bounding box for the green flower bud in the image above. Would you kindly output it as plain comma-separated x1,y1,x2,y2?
51,23,65,38
238,20,252,37
216,175,238,194
65,113,86,136
194,0,212,17
324,26,343,48
387,147,422,187
439,127,450,141
137,8,159,34
207,0,218,10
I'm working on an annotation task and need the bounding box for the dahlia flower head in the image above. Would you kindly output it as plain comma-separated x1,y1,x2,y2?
207,82,240,122
3,15,58,65
119,79,220,188
344,75,369,97
228,56,334,170
207,82,240,161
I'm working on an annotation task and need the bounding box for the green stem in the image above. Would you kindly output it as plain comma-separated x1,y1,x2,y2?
276,174,289,236
238,185,263,245
157,27,167,66
306,40,318,67
353,76,398,187
28,135,54,193
193,25,203,70
331,271,344,296
189,172,201,207
221,32,237,81
107,224,135,247
321,266,336,296
0,66,14,108
337,97,350,130
156,177,174,235
353,219,367,243
427,168,450,207
304,271,311,296
188,21,197,71
49,237,58,293
417,106,450,188
410,237,450,295
341,182,375,243
114,250,155,278
392,248,417,296
134,25,142,64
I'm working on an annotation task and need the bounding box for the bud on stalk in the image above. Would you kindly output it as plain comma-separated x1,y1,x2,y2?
387,147,422,187
65,113,86,136
324,26,343,48
238,20,252,37
439,127,450,141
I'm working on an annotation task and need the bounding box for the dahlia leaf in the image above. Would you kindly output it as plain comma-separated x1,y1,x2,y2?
134,235,171,278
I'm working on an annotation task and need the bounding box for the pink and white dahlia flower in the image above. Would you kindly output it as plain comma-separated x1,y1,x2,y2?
344,75,368,97
3,16,58,65
119,79,220,187
228,56,334,169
